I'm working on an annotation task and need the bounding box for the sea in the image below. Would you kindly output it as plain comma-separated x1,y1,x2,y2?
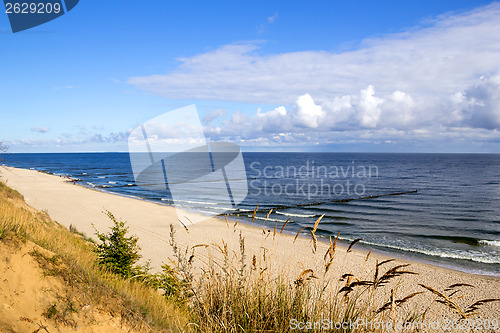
2,152,499,277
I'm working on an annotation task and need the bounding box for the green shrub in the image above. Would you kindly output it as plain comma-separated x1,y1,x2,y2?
94,211,141,279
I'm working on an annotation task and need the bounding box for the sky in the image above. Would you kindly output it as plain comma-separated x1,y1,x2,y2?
1,0,500,153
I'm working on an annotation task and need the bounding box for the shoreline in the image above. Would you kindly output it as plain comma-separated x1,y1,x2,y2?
60,176,500,279
2,165,499,280
76,178,500,278
2,166,500,320
234,215,500,280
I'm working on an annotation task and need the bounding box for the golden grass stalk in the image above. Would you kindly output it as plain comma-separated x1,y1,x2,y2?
333,230,340,250
280,218,290,233
293,226,307,243
444,283,474,291
323,237,334,262
251,202,259,222
465,299,500,316
376,292,424,314
312,213,325,234
310,230,317,253
347,238,362,253
419,284,468,318
266,209,273,220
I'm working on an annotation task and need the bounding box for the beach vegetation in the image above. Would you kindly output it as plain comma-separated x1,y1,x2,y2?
159,213,499,332
0,178,23,200
69,223,95,243
156,224,195,302
0,180,190,332
93,211,141,279
42,299,78,329
0,179,498,332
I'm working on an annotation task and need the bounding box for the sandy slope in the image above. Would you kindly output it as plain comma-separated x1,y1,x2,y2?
0,240,140,333
1,166,499,326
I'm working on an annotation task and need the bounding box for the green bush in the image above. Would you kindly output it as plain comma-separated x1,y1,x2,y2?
94,211,141,279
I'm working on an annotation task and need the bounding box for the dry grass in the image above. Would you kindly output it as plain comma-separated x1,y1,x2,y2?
164,204,499,332
0,180,190,332
166,224,415,332
419,284,500,319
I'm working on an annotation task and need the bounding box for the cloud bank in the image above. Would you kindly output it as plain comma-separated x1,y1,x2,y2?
127,3,500,150
8,130,130,152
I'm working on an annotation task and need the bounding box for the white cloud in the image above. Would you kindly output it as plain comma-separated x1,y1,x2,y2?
292,94,324,128
6,130,132,152
256,105,288,132
30,127,49,133
456,71,500,129
127,3,500,150
358,85,383,128
268,13,279,23
203,109,226,124
129,3,500,106
201,73,500,147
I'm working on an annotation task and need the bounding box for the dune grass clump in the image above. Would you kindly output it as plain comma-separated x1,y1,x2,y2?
160,208,499,332
0,180,190,332
165,225,422,332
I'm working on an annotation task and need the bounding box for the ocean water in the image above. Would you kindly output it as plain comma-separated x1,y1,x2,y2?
2,152,500,276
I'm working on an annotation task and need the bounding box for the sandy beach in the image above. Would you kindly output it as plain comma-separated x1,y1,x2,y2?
1,166,499,325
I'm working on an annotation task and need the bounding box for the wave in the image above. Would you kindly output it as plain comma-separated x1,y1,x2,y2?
160,198,218,206
174,199,220,205
248,215,287,223
97,176,106,179
276,211,316,218
417,235,483,246
322,221,353,226
407,234,500,247
108,181,117,184
361,240,500,265
479,240,500,247
309,207,344,214
201,205,231,211
195,210,224,216
175,203,231,211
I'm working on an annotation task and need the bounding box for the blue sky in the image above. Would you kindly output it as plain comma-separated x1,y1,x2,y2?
1,0,500,152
